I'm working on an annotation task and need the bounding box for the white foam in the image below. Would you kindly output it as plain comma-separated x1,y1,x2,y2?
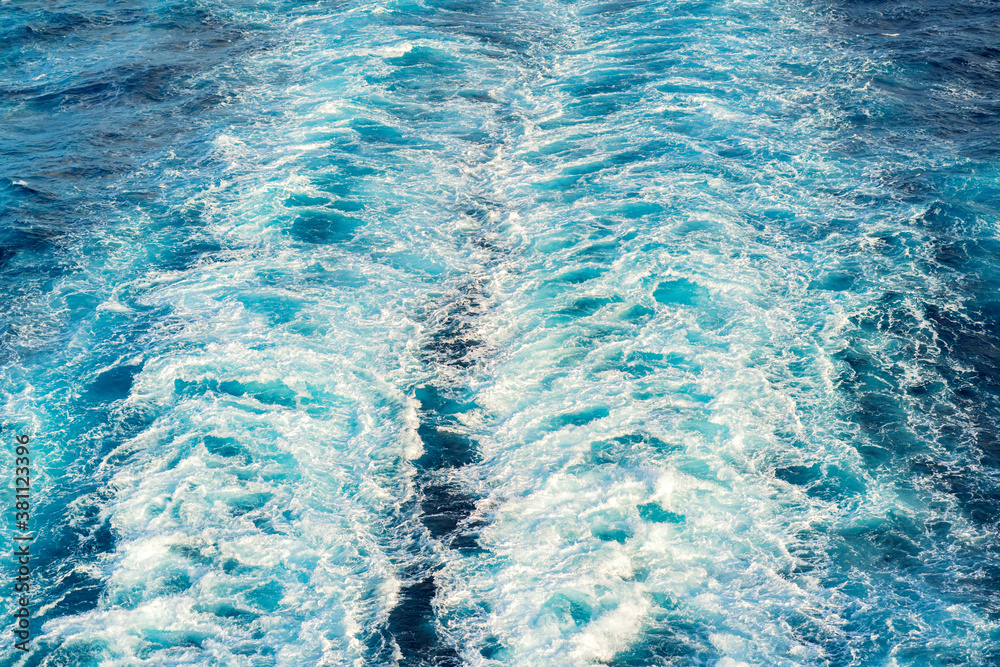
15,0,999,663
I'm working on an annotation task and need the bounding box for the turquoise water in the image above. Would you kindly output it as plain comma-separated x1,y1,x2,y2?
2,0,1000,665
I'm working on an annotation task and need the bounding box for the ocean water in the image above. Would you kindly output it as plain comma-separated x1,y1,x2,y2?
2,0,999,665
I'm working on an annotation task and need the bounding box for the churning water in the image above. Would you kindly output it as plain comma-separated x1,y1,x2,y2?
2,0,1000,664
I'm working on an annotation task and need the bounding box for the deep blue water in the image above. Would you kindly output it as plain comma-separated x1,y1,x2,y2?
2,0,1000,665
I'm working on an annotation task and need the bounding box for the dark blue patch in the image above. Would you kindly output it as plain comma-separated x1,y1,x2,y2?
387,576,463,667
86,363,141,402
288,211,360,244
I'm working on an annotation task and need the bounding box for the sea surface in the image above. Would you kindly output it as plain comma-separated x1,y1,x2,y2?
2,0,1000,665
